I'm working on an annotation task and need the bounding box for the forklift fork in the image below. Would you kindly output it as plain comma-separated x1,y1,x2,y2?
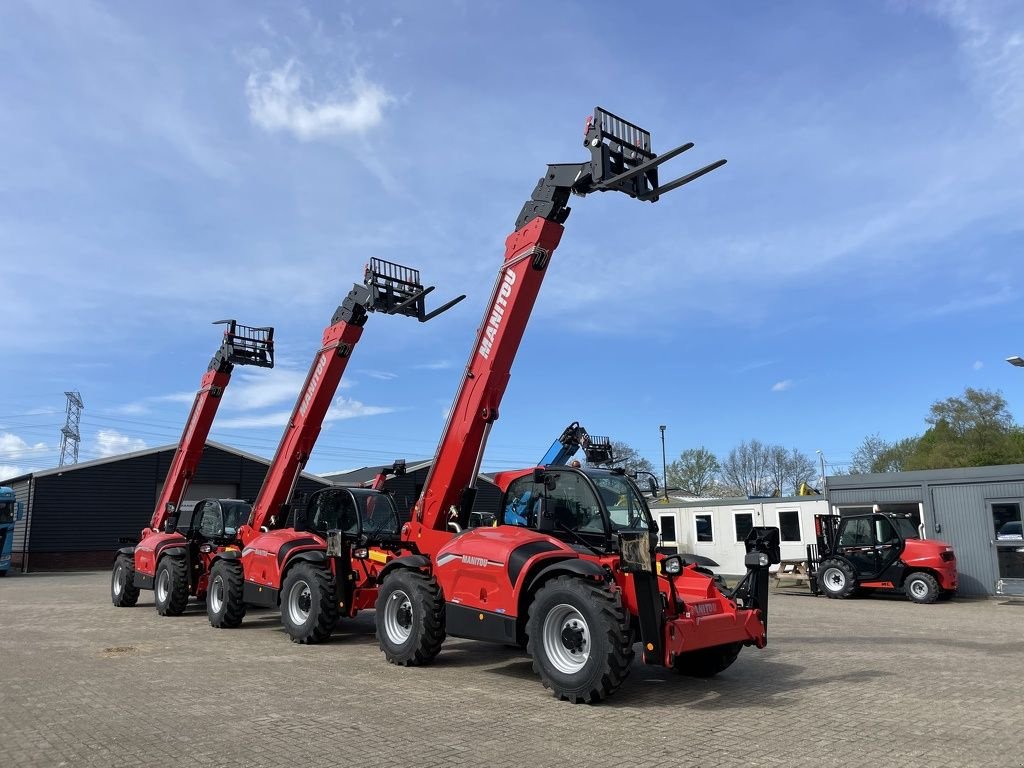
365,258,465,322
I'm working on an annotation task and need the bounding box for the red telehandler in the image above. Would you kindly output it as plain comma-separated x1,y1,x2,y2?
367,108,779,702
203,260,463,639
110,320,274,613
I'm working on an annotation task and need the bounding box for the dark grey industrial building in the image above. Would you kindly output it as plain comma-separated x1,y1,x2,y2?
322,460,502,525
5,441,328,572
826,464,1024,596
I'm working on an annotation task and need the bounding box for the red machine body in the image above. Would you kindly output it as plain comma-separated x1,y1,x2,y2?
110,321,274,613
367,108,777,703
202,261,462,640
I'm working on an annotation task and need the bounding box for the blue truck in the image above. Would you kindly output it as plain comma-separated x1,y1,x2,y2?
0,486,23,576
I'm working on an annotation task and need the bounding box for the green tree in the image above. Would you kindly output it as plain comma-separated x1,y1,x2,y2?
666,447,720,495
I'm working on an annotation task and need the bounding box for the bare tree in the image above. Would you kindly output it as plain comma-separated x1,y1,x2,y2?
609,440,656,476
766,445,789,496
666,447,720,495
850,433,889,474
784,448,817,494
720,439,773,497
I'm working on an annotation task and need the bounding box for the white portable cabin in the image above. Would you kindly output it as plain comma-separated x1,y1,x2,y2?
648,495,829,576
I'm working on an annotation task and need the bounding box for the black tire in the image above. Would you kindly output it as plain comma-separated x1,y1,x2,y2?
671,642,742,677
904,571,940,604
818,558,857,599
375,569,445,666
207,559,246,628
281,562,338,644
154,556,189,616
111,553,140,607
525,575,634,704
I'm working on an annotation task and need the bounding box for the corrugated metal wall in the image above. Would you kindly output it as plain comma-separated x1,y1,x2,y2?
25,446,327,558
931,482,1024,596
829,486,924,505
8,478,32,561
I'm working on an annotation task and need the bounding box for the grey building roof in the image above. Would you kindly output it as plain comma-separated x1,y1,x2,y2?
4,441,330,486
648,494,824,510
825,464,1024,489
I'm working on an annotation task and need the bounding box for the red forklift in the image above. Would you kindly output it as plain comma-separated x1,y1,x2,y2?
807,512,957,603
110,320,274,612
202,260,462,640
354,107,780,702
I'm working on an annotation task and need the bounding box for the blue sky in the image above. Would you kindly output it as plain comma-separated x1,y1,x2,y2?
3,1,1024,482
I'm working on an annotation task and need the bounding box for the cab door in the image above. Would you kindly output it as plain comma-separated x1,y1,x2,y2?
835,516,879,577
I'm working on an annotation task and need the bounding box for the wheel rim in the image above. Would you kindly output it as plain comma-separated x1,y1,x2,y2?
542,603,591,675
823,567,846,592
210,574,224,614
287,579,313,626
156,569,170,603
909,579,927,598
383,589,413,644
113,565,125,596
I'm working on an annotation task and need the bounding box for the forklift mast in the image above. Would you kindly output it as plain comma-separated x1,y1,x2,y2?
410,108,725,542
243,260,463,536
369,459,407,491
148,321,274,533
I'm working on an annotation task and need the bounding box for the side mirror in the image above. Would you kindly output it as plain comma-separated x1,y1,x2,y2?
647,477,657,495
16,501,24,521
293,505,308,533
536,499,555,533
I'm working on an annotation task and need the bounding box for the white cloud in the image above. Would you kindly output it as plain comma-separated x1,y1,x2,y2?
0,433,48,460
771,380,794,392
246,60,394,141
0,464,24,481
217,396,394,429
413,360,453,371
225,368,311,411
95,429,147,457
973,360,985,370
363,370,398,381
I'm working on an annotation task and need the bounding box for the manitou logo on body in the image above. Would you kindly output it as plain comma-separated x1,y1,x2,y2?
477,268,517,360
298,353,328,417
462,554,489,567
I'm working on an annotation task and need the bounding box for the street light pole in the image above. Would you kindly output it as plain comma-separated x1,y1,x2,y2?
659,425,668,502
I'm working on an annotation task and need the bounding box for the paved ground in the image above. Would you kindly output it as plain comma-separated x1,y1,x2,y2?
1,573,1022,768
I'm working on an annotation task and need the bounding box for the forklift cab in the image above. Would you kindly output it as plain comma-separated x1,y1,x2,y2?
823,513,917,580
500,467,654,551
193,499,253,544
304,487,400,544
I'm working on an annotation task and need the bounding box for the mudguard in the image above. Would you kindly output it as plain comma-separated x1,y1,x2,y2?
117,546,136,557
213,549,241,561
284,550,327,568
523,557,606,595
159,547,186,559
378,554,431,583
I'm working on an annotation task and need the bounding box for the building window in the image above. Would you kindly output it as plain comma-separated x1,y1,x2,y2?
734,512,753,542
778,510,801,542
659,515,676,544
695,513,713,543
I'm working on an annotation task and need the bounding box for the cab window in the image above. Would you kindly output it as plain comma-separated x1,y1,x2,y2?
310,490,359,535
838,517,872,547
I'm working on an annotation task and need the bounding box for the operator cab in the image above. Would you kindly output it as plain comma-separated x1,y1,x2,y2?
191,499,253,544
305,487,400,544
500,467,654,552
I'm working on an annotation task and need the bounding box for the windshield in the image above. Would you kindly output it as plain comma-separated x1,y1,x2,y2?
221,502,252,535
891,516,919,540
310,489,399,538
0,500,13,524
590,475,650,531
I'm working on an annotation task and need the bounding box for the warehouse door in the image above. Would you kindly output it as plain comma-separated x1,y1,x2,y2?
990,500,1024,596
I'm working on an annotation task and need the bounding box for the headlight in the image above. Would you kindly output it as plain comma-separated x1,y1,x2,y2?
758,553,769,567
661,555,682,575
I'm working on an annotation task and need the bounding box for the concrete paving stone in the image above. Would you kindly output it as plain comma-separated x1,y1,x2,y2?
1,573,1022,767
